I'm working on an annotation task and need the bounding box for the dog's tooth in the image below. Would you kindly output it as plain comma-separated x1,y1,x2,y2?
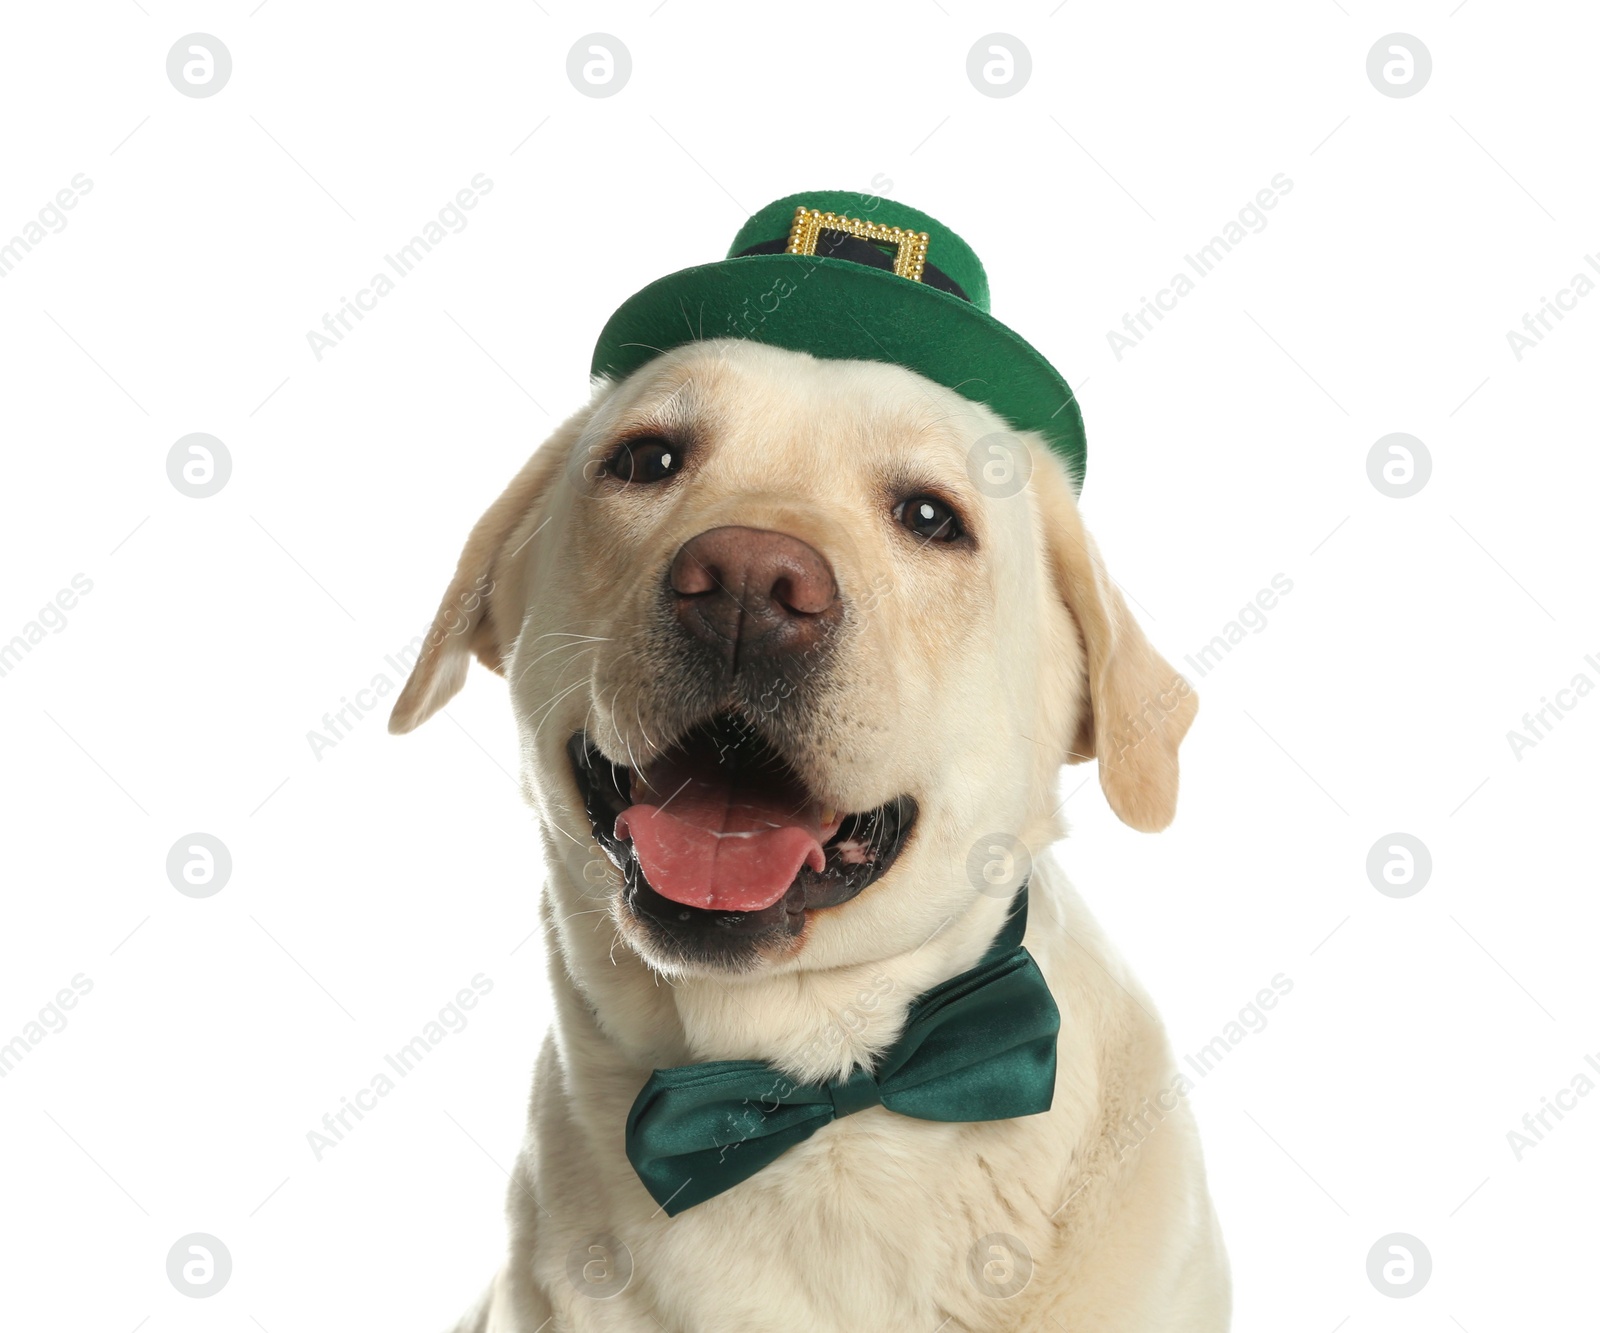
821,807,836,825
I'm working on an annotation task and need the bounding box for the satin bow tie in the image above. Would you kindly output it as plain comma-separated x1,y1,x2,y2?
625,887,1060,1215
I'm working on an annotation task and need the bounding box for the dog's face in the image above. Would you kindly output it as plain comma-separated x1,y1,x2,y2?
391,341,1194,977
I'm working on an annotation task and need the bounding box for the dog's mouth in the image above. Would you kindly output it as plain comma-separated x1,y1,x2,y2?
568,713,916,961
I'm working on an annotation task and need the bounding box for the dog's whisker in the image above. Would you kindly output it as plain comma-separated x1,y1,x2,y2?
525,676,592,744
517,637,604,681
523,631,612,644
525,668,591,723
634,696,657,757
512,635,605,691
548,818,586,849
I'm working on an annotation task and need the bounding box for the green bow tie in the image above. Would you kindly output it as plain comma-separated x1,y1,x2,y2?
625,887,1059,1215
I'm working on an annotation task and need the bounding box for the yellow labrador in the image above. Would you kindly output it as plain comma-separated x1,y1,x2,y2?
391,339,1229,1330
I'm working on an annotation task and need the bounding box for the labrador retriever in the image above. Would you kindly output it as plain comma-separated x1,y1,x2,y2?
390,338,1229,1330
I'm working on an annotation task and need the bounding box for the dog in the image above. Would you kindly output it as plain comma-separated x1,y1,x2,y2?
389,334,1230,1330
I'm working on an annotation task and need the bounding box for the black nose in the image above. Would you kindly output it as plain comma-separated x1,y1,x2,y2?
669,526,840,664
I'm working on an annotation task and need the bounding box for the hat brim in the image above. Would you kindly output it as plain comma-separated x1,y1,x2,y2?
590,254,1086,489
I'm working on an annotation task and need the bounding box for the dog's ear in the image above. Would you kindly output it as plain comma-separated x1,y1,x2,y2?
388,407,593,735
1032,449,1198,832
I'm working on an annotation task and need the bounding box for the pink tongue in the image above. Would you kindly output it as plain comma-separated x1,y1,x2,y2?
615,759,835,912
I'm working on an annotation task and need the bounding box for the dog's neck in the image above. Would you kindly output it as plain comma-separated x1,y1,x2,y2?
537,854,1021,1088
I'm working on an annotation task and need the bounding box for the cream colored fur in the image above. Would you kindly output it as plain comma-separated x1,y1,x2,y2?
391,341,1229,1331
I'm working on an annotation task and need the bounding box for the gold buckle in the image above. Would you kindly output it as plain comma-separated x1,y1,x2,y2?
785,206,929,282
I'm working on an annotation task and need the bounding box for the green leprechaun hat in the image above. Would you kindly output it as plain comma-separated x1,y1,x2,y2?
591,190,1087,489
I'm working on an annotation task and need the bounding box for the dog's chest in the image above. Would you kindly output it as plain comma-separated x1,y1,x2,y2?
605,1113,1032,1332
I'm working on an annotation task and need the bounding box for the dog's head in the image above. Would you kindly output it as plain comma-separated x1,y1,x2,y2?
391,341,1194,976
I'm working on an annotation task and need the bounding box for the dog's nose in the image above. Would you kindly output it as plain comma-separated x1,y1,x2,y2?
669,526,840,662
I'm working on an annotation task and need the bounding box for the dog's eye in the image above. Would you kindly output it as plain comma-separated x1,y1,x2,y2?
604,437,682,484
894,495,963,543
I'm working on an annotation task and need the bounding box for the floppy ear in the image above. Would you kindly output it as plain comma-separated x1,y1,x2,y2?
1031,449,1198,832
388,408,591,735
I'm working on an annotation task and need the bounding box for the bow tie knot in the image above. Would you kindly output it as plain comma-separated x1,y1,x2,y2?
826,1066,884,1119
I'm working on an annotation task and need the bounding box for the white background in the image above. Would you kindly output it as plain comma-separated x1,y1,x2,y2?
1,2,1595,1329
